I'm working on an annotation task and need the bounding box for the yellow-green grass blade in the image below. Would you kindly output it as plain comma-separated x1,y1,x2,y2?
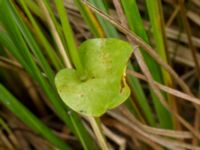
18,0,63,71
145,0,168,62
21,0,67,54
0,84,71,150
0,1,98,149
0,117,12,134
10,1,55,85
75,0,105,37
88,0,118,38
121,0,173,128
145,0,173,128
28,0,67,58
18,0,42,18
145,0,172,85
55,0,83,74
22,0,66,46
81,1,155,125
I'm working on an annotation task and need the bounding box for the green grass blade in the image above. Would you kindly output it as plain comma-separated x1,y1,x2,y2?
10,1,55,85
55,0,83,74
145,0,173,128
0,4,67,126
121,0,162,78
75,0,105,37
145,0,172,87
121,0,173,128
19,0,42,18
18,0,63,71
0,32,32,74
23,0,67,52
0,84,71,150
145,0,168,62
88,0,118,37
42,0,67,46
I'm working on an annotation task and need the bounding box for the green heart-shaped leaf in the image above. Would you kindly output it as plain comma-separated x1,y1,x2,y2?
55,38,133,116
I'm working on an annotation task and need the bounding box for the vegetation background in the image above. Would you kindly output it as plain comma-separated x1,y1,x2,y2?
0,0,200,149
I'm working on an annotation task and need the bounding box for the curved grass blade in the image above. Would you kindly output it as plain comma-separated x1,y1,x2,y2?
0,84,71,150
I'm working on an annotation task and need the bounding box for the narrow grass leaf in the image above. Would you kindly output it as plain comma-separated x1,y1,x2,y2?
121,0,173,128
88,0,118,37
18,0,63,71
55,0,83,74
145,0,174,128
0,84,71,150
75,0,105,37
